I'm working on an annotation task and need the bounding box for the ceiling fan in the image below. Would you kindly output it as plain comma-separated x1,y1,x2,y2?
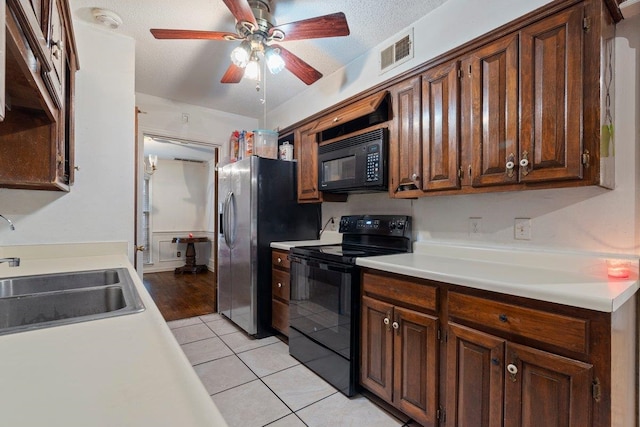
150,0,350,85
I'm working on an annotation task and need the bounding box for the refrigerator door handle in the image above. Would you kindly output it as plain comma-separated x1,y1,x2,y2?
223,191,232,248
228,191,237,246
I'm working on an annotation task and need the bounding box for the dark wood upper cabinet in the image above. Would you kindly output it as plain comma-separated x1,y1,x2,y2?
519,4,585,183
294,124,321,203
388,76,422,198
0,0,77,191
467,33,520,187
279,0,615,199
421,60,461,191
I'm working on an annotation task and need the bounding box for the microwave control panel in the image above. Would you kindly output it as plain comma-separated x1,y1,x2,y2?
366,144,381,182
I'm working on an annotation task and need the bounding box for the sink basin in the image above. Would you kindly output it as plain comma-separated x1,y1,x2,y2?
0,269,121,297
0,268,145,335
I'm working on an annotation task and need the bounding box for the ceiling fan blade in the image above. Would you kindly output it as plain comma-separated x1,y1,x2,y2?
273,45,323,85
222,0,258,28
221,63,245,83
150,29,238,40
270,12,350,41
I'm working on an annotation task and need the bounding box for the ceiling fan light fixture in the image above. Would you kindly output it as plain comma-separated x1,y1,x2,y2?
230,41,251,68
244,55,261,81
265,47,285,74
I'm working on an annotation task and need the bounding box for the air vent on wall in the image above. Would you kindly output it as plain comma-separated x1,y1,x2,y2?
380,28,414,74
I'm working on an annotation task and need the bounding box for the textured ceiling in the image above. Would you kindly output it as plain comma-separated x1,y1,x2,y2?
70,0,448,121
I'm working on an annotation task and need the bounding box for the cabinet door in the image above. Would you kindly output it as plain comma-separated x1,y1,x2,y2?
468,33,519,187
393,306,439,427
519,5,584,182
504,342,593,427
388,76,422,197
361,295,394,402
294,126,321,202
422,60,460,191
446,323,505,427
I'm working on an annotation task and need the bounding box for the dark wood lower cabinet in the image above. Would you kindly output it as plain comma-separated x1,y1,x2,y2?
446,323,505,427
271,249,290,336
361,296,439,427
447,322,593,427
360,268,632,427
504,342,593,427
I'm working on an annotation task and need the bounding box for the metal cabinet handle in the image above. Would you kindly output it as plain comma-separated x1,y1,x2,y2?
333,117,341,123
383,317,390,325
411,173,419,181
277,282,282,288
392,321,399,330
383,316,391,331
277,257,282,264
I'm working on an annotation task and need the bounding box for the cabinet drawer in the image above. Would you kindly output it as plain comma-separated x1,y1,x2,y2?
272,269,290,301
448,292,588,354
362,271,438,313
272,298,289,336
272,250,290,270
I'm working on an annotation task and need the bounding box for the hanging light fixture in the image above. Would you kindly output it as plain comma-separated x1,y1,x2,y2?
244,51,261,81
264,46,285,74
145,154,158,175
230,41,251,68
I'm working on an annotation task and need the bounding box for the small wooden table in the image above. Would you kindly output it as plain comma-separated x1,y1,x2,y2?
172,237,209,274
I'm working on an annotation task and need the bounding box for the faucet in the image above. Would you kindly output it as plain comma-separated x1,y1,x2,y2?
0,215,19,266
0,258,20,267
0,214,15,231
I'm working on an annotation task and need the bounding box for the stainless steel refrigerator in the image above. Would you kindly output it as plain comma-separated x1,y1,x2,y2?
217,156,320,338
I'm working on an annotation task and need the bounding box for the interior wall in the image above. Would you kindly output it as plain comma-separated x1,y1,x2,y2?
136,93,259,162
319,3,640,256
0,21,136,259
145,159,212,272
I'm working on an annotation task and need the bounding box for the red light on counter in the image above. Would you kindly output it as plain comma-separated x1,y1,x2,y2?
607,259,630,278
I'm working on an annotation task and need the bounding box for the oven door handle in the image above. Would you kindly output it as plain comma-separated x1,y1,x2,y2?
290,255,354,273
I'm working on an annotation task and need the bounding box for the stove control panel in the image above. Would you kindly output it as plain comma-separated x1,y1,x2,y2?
339,215,411,238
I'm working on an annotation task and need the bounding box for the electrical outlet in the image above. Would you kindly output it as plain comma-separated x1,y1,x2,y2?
468,217,482,237
514,218,532,240
177,251,181,257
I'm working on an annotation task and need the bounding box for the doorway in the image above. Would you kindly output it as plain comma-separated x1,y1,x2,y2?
136,132,220,320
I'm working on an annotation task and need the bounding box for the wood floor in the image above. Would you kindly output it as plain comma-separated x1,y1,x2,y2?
143,270,217,321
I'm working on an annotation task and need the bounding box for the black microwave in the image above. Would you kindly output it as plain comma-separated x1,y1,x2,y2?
318,128,388,193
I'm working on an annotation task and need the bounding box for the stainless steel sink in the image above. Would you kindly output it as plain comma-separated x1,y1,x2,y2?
0,269,121,297
0,268,145,335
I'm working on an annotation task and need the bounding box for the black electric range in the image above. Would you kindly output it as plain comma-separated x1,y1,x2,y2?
288,215,412,396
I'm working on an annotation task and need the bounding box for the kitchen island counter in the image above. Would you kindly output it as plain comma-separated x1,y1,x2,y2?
0,242,227,427
357,241,639,313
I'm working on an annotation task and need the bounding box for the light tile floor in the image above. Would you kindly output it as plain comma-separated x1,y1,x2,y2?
168,314,422,427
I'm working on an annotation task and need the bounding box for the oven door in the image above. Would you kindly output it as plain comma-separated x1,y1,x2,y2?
289,254,357,360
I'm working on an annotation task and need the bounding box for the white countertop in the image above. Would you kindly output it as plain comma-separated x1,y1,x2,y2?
0,243,227,427
270,230,342,250
356,241,639,313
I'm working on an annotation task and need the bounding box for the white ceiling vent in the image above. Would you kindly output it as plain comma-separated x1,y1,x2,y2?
380,28,414,74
